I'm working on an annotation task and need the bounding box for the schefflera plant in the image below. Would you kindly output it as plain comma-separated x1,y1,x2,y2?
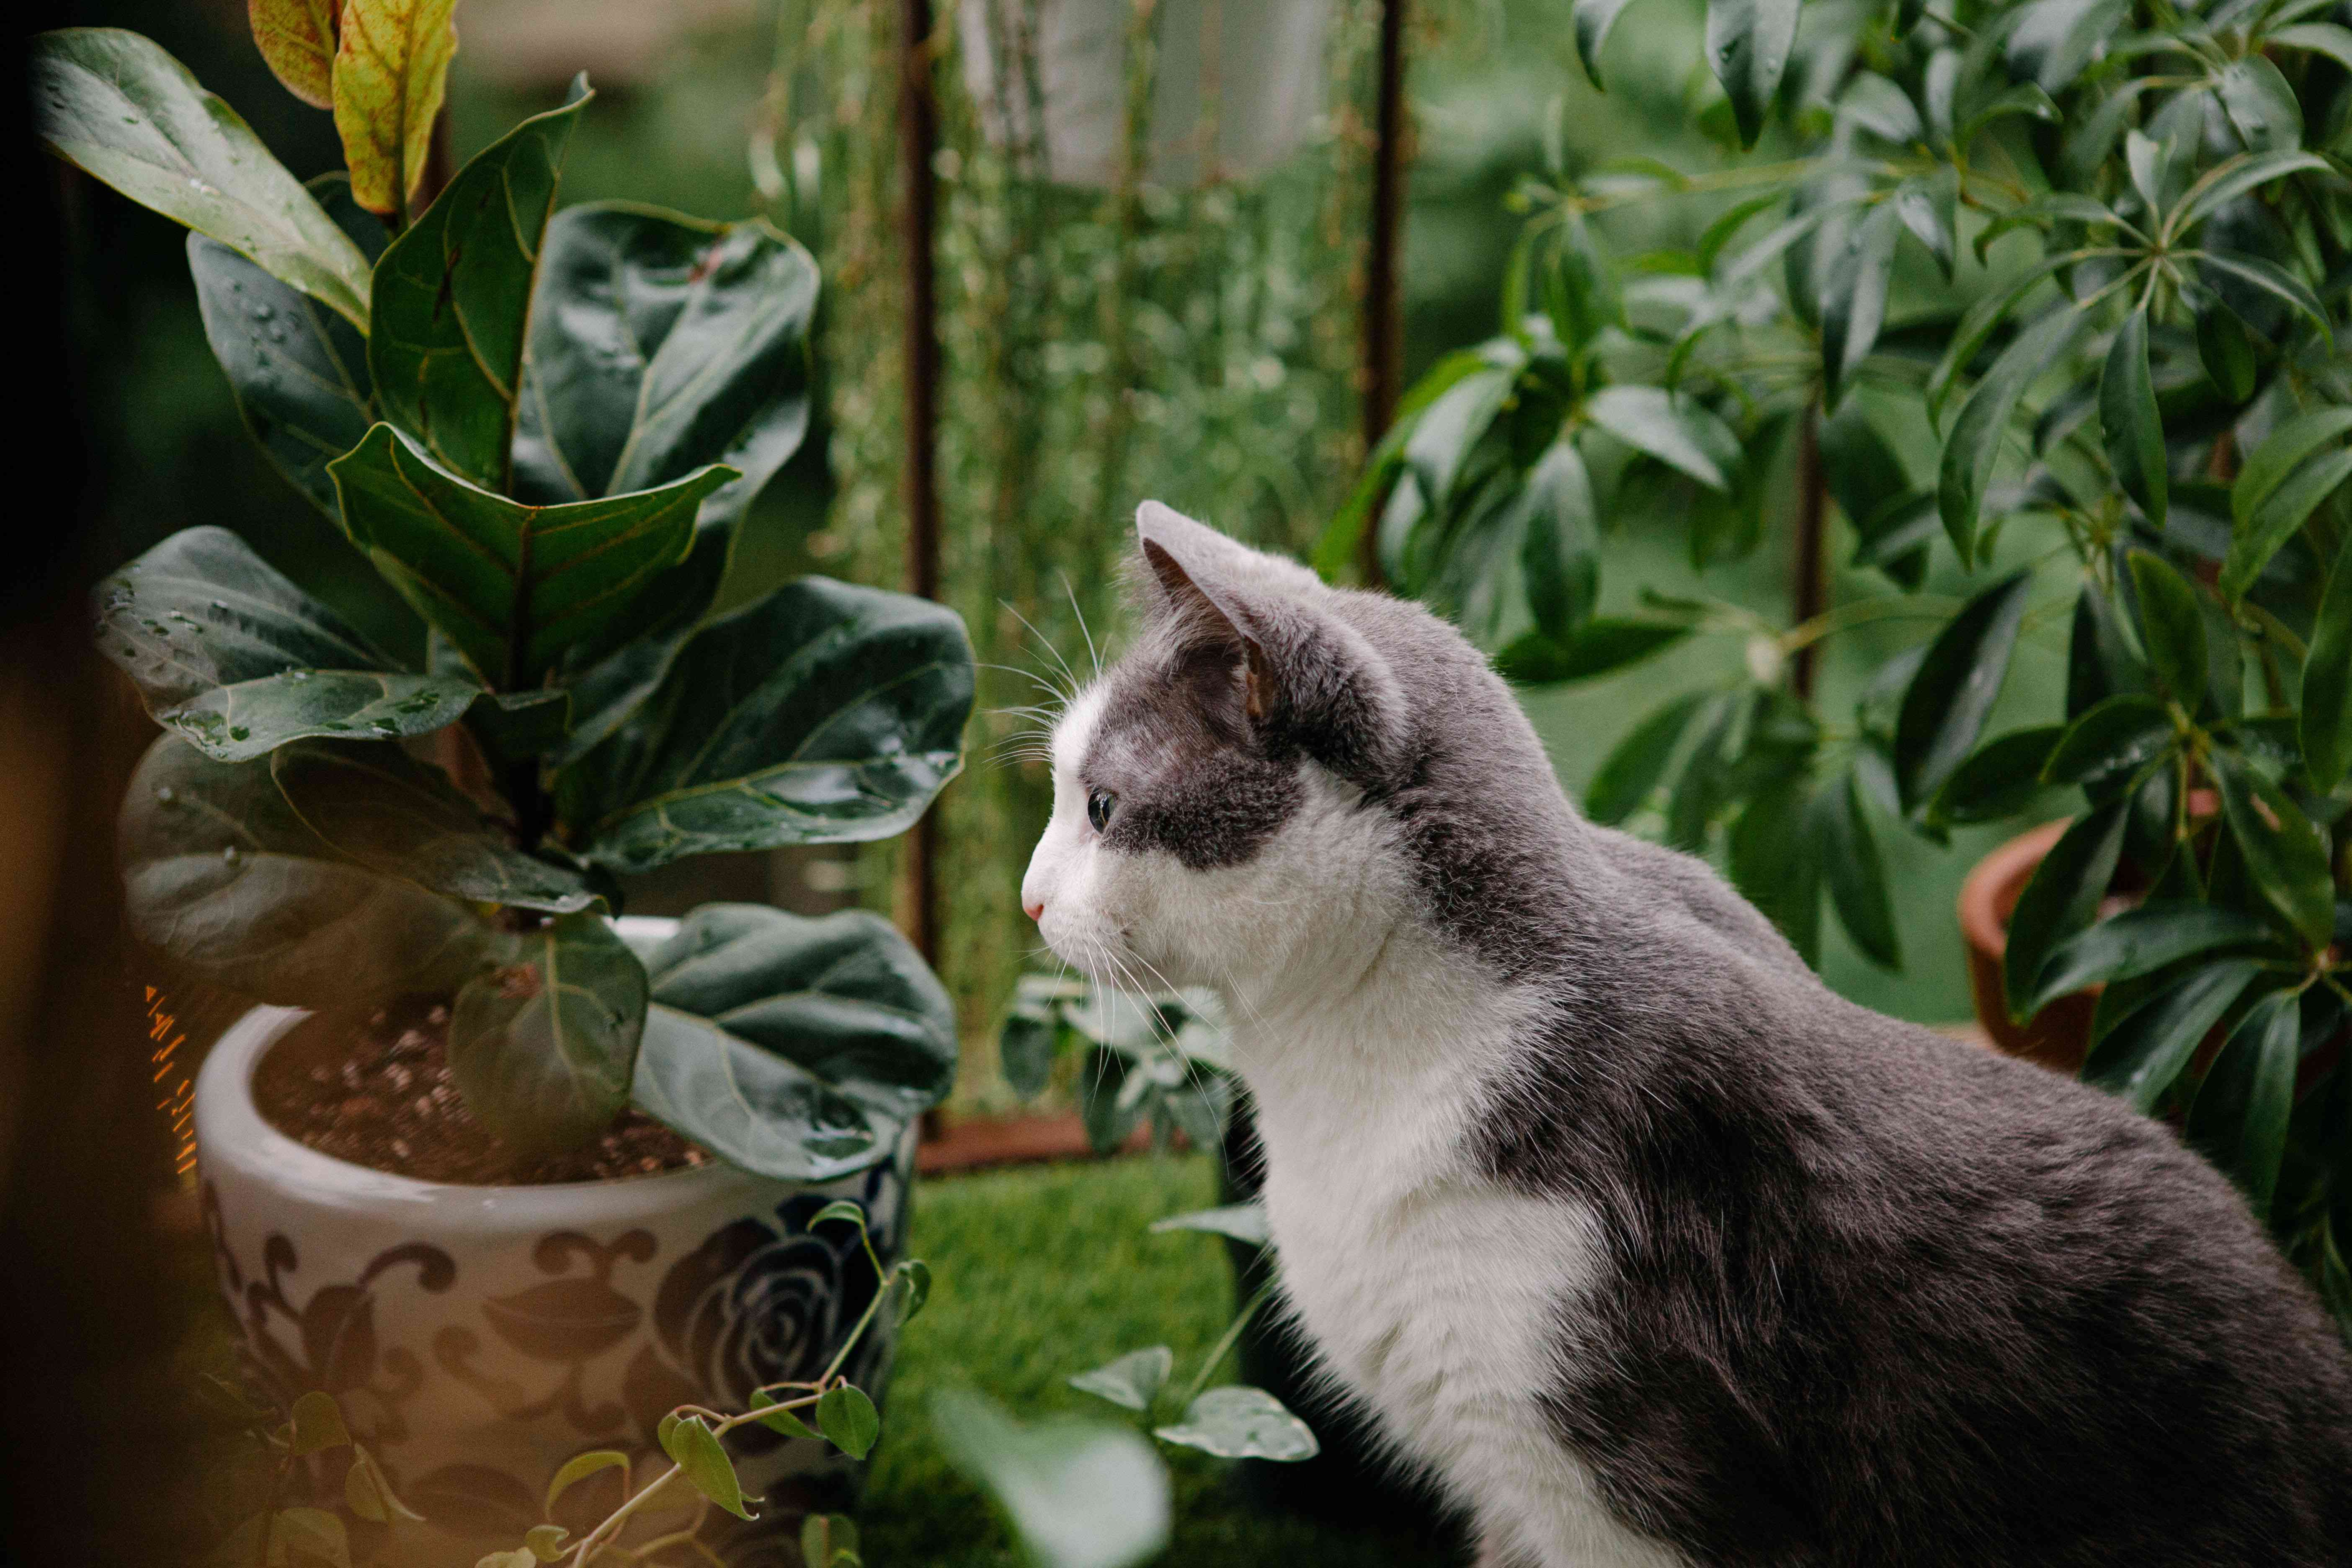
41,19,974,1175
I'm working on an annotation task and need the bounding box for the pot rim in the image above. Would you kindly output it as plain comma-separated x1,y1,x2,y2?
193,917,784,1222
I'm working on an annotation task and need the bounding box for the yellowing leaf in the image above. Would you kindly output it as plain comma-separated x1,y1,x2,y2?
332,0,458,217
251,0,339,108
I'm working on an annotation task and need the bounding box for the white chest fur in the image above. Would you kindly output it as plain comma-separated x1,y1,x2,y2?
1239,992,1685,1568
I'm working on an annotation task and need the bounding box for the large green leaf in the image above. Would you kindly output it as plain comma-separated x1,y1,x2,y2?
513,204,819,662
187,178,384,523
2040,693,2173,791
2215,54,2302,154
2126,551,2208,708
2209,749,2336,949
268,740,597,913
2100,309,2168,528
2085,958,2264,1112
368,87,590,491
328,422,733,688
2303,547,2352,794
2187,988,2301,1217
1706,0,1803,148
1821,202,1901,410
931,1389,1170,1568
1939,305,2091,565
564,578,973,873
1584,692,1707,825
1813,769,1900,970
1519,440,1599,641
1494,619,1690,686
1729,777,1821,967
1929,725,2063,824
2003,802,2128,1021
1893,569,2032,810
2025,903,2275,1015
642,904,957,1123
94,526,482,762
2223,448,2352,601
117,735,492,1007
1583,386,1734,490
32,28,372,328
628,1006,894,1183
449,913,647,1155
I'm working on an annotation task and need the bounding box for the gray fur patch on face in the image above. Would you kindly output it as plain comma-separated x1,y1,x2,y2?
1079,655,1304,869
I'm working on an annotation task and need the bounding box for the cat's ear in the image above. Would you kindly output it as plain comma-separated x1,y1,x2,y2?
1135,502,1276,720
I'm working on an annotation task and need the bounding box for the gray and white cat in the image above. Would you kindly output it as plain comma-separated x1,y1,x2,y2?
1020,503,2352,1567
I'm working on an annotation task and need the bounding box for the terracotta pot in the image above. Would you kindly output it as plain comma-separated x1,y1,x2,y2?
1958,819,2102,1075
192,918,915,1560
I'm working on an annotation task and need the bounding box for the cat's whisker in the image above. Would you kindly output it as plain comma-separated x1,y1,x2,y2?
1060,572,1101,680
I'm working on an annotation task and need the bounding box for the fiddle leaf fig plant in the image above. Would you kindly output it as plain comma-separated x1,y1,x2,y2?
45,16,972,1172
1328,0,2352,1328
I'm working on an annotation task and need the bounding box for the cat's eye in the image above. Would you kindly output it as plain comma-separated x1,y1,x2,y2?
1087,789,1118,833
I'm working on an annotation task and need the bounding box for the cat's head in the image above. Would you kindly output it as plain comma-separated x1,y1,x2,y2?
1021,502,1564,1005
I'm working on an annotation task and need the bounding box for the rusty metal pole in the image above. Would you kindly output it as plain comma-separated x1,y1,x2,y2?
1359,0,1409,587
898,0,944,967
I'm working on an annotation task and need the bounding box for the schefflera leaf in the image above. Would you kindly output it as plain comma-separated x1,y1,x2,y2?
562,578,973,874
630,905,958,1181
450,914,647,1156
327,423,735,689
119,735,493,1007
94,526,483,762
515,204,819,663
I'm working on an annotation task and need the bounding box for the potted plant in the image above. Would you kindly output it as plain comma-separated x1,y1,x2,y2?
1321,0,2352,1329
955,0,1333,187
39,10,973,1555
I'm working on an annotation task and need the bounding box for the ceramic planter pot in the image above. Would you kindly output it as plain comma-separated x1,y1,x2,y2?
956,0,1333,188
192,920,916,1560
1957,818,2101,1074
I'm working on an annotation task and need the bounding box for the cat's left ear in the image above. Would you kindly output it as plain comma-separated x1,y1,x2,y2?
1133,502,1408,783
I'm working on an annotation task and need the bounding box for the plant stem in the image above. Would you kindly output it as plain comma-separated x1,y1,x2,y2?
1173,1280,1275,1412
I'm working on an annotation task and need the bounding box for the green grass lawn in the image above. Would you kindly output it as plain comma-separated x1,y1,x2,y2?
861,1154,1458,1567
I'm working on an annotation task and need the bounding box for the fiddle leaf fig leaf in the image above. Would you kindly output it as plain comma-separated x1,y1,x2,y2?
449,913,647,1156
330,0,458,219
328,422,732,688
119,735,494,1008
94,527,483,762
368,86,590,489
1153,1387,1320,1462
630,1006,895,1182
514,205,818,658
932,1388,1171,1568
250,0,338,109
631,905,957,1179
32,28,372,328
565,578,972,873
188,184,381,524
268,739,597,913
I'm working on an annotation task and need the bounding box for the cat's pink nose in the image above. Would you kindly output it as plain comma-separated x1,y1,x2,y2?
1023,900,1044,921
